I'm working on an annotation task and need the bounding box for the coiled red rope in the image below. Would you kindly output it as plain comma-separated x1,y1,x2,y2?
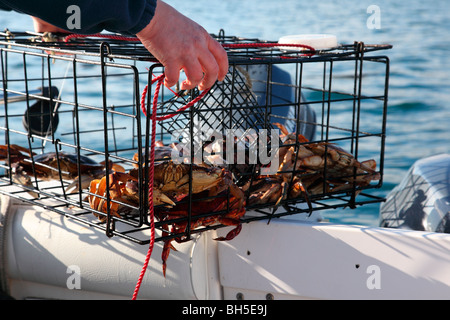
132,74,210,300
140,78,211,120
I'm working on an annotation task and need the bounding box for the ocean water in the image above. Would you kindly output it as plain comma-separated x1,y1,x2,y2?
1,0,449,226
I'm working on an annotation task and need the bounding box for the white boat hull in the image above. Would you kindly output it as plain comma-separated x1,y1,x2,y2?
1,194,450,300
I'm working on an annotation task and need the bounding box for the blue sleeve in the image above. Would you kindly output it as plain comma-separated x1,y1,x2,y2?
0,0,157,35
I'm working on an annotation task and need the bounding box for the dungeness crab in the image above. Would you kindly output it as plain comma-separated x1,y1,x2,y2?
87,160,245,276
0,144,124,194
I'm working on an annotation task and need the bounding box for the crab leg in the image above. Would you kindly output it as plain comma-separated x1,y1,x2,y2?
161,235,177,278
214,215,244,241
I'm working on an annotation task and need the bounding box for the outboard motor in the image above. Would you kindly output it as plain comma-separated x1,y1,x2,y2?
247,64,316,141
380,154,450,233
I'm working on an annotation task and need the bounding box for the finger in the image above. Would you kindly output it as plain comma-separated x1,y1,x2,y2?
208,38,229,81
198,52,220,91
163,61,182,88
180,59,204,91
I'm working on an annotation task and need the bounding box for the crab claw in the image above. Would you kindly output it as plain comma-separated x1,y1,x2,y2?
153,188,176,207
124,178,176,207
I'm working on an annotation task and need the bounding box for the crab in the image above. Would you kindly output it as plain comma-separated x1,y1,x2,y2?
155,165,245,276
132,141,178,168
240,123,380,209
273,122,378,177
240,176,284,207
87,171,177,221
87,159,245,276
0,144,124,194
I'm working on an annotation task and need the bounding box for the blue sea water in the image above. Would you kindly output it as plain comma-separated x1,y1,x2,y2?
1,0,449,226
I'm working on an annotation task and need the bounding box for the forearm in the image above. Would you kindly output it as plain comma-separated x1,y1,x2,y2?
1,0,229,91
0,0,156,35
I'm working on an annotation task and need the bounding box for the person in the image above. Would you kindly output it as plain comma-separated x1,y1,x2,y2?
0,0,228,91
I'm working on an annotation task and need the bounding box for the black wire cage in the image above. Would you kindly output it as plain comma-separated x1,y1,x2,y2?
0,30,391,245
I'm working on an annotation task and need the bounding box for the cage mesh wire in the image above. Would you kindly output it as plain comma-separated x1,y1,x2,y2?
0,30,391,244
158,66,266,134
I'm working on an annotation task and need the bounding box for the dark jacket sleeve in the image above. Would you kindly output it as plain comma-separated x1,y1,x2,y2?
0,0,157,35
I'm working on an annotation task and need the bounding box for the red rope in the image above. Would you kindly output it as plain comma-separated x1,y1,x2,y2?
132,73,211,299
222,42,315,52
131,74,162,300
140,83,211,120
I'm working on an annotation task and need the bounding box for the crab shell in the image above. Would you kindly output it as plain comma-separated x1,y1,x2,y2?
152,161,227,195
0,144,117,180
88,161,245,220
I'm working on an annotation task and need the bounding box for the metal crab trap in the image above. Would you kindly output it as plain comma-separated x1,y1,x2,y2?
0,30,391,245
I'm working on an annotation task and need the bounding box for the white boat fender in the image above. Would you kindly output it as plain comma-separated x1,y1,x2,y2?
0,195,14,299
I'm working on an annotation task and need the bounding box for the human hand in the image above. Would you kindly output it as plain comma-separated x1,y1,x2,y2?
31,16,69,33
136,0,228,91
